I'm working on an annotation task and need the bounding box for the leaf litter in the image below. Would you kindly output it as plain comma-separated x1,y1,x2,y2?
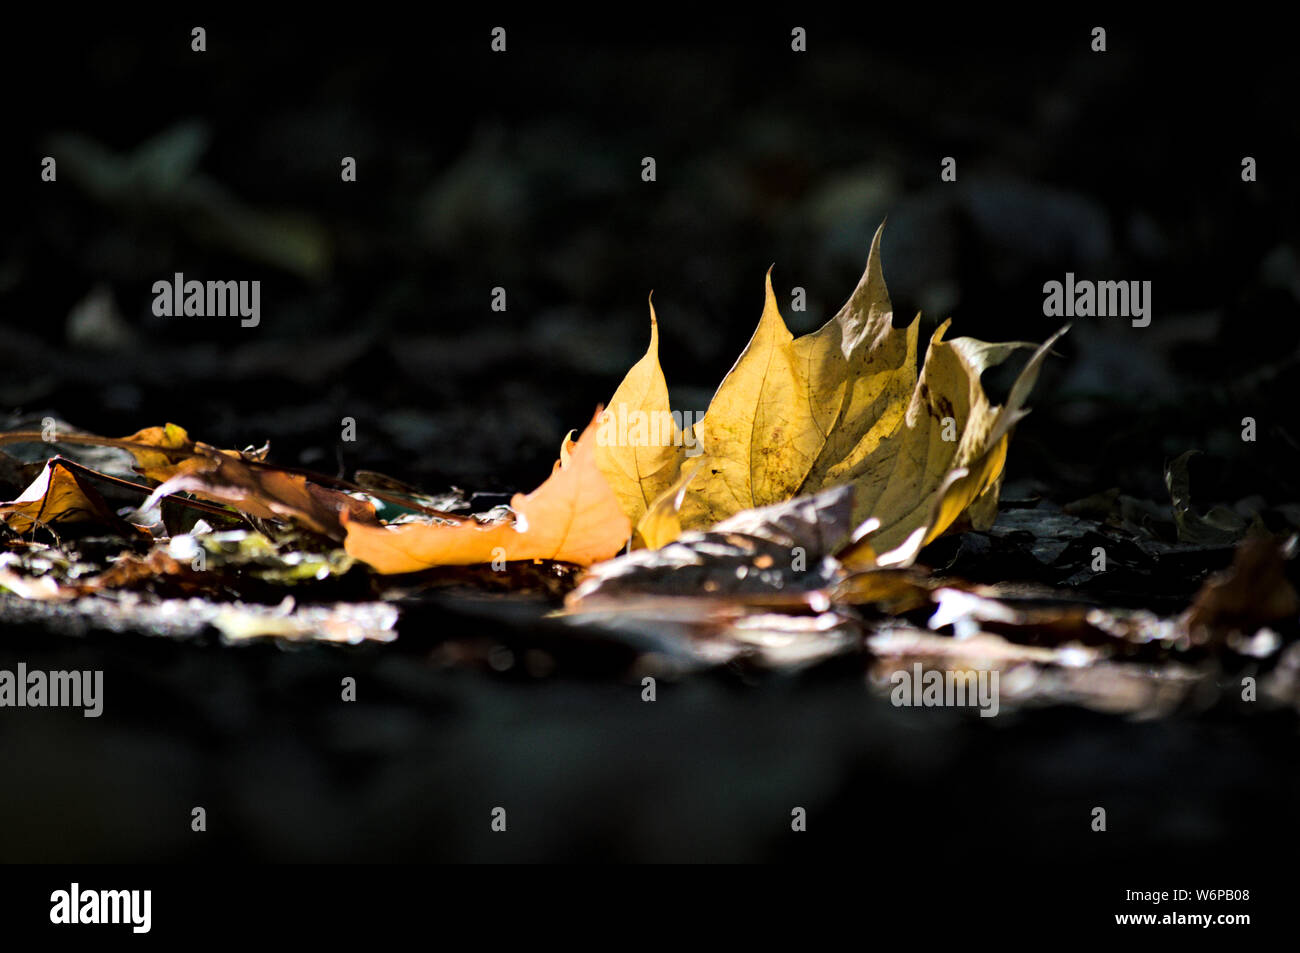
2,223,1298,717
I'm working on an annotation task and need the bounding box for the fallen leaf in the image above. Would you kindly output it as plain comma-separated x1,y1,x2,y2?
0,458,146,537
1182,535,1299,641
600,222,1065,567
839,322,1066,567
342,412,631,572
680,225,915,528
0,420,494,550
142,452,376,540
633,455,703,549
566,485,854,609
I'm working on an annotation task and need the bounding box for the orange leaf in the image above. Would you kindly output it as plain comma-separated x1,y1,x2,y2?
342,412,631,573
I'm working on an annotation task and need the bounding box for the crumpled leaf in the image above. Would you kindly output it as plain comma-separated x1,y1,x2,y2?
107,423,374,540
0,421,384,542
566,485,856,609
562,487,862,670
0,459,146,537
598,222,1066,568
843,322,1067,567
710,482,857,553
141,452,376,541
342,412,631,573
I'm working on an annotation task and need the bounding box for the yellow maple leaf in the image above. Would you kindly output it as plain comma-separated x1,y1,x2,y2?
599,222,1066,567
680,224,916,527
633,455,703,550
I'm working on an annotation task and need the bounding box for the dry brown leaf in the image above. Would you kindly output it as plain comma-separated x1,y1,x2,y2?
109,423,377,540
142,453,376,541
1182,536,1299,641
0,458,147,537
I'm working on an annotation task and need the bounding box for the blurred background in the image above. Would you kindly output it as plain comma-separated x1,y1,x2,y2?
5,15,1297,498
0,13,1297,864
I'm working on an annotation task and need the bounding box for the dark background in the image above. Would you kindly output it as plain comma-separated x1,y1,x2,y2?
0,13,1296,871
